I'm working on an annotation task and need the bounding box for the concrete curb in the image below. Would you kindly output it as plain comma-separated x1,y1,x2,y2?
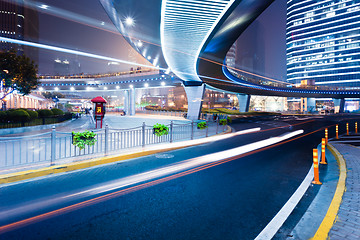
0,119,75,135
0,126,232,184
311,143,347,240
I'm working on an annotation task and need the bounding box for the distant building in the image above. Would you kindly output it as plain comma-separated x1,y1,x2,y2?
0,0,39,63
53,57,81,76
54,59,70,76
226,41,237,70
0,0,24,54
234,20,265,76
287,0,360,88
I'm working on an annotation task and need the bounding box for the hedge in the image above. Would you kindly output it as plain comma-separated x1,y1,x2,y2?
51,108,64,116
37,109,54,117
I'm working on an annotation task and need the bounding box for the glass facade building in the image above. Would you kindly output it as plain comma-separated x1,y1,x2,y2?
286,0,360,88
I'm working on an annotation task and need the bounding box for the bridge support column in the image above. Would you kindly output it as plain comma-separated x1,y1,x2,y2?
129,88,136,116
333,98,345,113
124,90,129,115
184,83,205,121
301,98,316,113
237,94,250,112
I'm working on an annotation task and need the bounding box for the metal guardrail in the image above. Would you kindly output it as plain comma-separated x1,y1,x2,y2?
0,121,227,170
144,109,228,122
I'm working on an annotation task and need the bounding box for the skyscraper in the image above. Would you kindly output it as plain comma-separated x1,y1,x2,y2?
286,0,360,88
0,0,24,53
0,0,38,63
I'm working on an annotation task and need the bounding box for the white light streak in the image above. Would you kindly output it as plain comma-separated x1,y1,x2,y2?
0,37,156,70
64,129,304,198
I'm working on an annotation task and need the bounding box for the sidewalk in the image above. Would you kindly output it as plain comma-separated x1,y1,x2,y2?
327,143,360,239
287,137,360,240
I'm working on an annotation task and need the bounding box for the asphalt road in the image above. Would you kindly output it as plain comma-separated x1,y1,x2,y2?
0,115,358,240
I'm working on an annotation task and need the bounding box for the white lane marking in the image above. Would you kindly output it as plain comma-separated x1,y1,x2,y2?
254,164,314,240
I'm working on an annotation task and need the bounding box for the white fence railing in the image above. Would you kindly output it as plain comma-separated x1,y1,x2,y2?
0,121,227,170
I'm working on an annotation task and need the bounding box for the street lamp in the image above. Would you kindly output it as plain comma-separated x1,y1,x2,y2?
125,17,134,26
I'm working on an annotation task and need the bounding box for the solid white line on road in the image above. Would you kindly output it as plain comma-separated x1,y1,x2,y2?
254,163,314,240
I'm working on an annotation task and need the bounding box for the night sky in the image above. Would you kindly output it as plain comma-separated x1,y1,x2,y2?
34,0,286,80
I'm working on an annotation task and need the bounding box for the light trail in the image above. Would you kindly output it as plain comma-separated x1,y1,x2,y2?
2,0,120,35
0,37,155,70
0,129,303,234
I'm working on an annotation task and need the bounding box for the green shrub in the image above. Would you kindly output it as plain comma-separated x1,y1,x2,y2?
37,109,54,117
153,123,169,137
7,109,30,123
72,130,97,149
26,110,38,120
0,111,7,122
219,119,227,126
51,108,64,116
227,116,232,124
197,121,208,129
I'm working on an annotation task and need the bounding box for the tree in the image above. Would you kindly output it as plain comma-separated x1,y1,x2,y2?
0,50,39,101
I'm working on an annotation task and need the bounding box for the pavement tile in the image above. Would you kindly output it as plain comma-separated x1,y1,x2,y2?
329,144,360,239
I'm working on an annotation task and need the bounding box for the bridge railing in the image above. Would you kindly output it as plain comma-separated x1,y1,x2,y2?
144,109,226,123
227,67,353,91
38,68,158,80
0,121,227,172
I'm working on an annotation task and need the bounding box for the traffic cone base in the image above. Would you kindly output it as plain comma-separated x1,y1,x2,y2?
312,180,322,185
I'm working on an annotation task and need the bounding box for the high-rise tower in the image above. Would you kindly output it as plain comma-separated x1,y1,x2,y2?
286,0,360,88
0,0,38,63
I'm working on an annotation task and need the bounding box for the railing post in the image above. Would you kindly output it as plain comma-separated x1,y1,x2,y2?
191,121,194,140
105,124,109,155
51,126,56,166
216,120,219,134
206,123,209,137
142,122,146,147
170,121,173,143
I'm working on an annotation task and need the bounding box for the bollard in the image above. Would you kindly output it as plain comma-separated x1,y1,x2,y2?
346,122,349,136
312,149,322,185
356,122,358,134
336,124,339,139
320,138,327,165
325,128,328,144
